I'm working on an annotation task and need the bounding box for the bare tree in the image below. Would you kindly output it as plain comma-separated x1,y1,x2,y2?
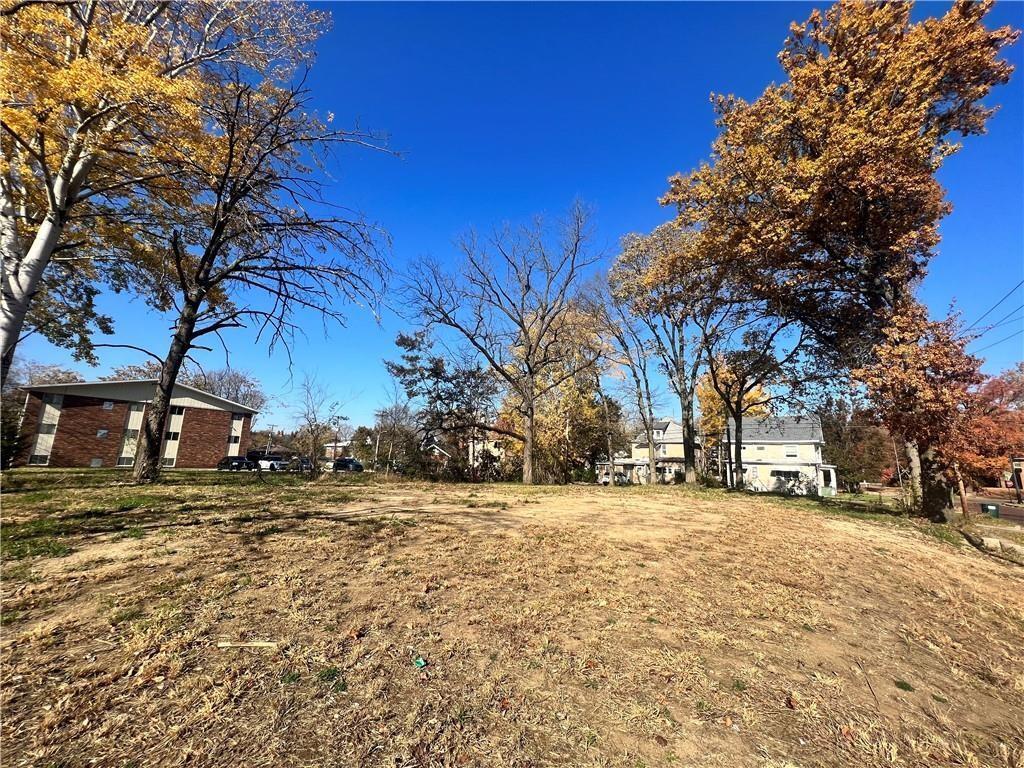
131,76,388,482
590,283,660,485
293,375,342,478
406,203,599,484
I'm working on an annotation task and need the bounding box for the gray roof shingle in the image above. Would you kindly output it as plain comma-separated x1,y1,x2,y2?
738,415,823,443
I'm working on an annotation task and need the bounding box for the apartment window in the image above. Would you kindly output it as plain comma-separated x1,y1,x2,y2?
229,435,241,444
116,456,134,467
28,454,49,465
123,428,139,439
102,400,114,410
96,429,109,439
233,414,244,421
161,457,176,467
41,393,63,405
784,445,798,458
164,431,180,441
130,403,144,412
170,406,185,416
39,423,57,435
90,458,103,468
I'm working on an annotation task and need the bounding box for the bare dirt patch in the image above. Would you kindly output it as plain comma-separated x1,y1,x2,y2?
2,472,1022,767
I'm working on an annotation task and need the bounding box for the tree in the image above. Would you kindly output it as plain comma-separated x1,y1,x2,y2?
406,203,599,484
610,224,703,482
385,331,502,480
594,281,660,485
1,1,328,384
661,1,1019,365
813,396,893,491
292,375,342,478
854,302,983,520
102,362,266,413
130,73,388,483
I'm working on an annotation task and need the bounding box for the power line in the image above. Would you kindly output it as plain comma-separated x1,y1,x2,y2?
969,303,1024,340
972,328,1024,355
964,278,1024,332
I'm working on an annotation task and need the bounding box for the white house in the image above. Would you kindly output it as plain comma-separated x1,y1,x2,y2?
721,415,836,496
598,418,702,484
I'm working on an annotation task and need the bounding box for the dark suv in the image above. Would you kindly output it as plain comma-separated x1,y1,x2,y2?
332,457,364,473
216,456,257,471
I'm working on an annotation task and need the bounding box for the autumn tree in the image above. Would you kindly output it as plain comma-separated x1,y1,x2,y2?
813,397,893,491
854,302,984,520
406,203,599,484
661,1,1019,366
592,279,660,485
130,74,388,482
1,1,327,384
611,224,703,482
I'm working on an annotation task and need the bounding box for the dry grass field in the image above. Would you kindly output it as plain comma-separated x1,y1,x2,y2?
1,470,1022,768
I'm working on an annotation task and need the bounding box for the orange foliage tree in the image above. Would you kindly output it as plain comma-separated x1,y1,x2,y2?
661,1,1019,365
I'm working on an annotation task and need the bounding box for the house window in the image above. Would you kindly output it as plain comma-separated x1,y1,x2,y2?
96,429,109,439
90,458,103,468
102,400,114,410
39,423,57,435
161,457,176,467
229,435,241,444
659,444,667,456
164,431,180,441
116,456,134,467
170,406,185,416
784,445,798,458
770,470,801,480
28,454,49,465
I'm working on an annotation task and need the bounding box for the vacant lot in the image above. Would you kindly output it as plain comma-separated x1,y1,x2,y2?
2,471,1022,768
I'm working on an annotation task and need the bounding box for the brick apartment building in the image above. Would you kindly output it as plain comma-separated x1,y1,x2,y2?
13,380,258,469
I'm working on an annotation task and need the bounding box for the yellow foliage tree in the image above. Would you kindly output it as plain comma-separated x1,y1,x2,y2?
0,1,327,382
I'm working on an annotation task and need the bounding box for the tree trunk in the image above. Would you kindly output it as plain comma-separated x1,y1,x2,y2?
0,214,65,386
724,413,733,488
953,462,970,519
681,389,697,483
599,389,614,487
919,446,952,523
904,439,923,511
732,410,745,490
133,295,202,482
522,400,535,485
645,418,658,486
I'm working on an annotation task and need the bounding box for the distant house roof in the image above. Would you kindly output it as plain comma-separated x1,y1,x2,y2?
739,415,823,444
23,379,260,414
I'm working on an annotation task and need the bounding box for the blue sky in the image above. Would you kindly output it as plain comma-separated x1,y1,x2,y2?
22,1,1024,428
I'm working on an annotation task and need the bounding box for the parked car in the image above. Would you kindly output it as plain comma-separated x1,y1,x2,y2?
600,471,631,486
287,457,313,473
332,457,364,473
216,456,257,472
258,454,286,471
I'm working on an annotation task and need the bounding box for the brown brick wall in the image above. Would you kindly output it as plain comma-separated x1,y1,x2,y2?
13,391,253,469
47,395,130,468
174,408,233,468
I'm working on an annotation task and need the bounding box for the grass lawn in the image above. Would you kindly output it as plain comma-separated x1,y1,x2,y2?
1,470,1022,767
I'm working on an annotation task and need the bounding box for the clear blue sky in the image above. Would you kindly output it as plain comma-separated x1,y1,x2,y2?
22,1,1024,428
